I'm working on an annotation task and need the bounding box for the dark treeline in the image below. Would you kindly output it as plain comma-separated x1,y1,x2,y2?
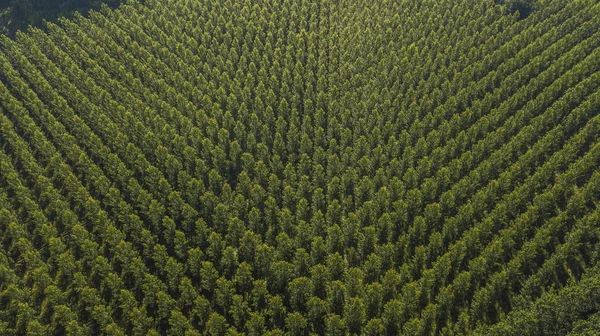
0,0,122,36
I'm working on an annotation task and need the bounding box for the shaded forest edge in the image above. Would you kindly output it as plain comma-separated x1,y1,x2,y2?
0,0,537,37
0,0,124,36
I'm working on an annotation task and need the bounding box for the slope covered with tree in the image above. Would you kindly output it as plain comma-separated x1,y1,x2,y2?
0,0,599,334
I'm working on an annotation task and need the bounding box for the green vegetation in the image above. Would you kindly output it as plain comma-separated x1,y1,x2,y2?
1,0,599,334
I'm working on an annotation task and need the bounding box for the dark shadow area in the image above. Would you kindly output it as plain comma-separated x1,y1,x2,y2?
495,0,535,20
0,0,122,37
513,2,533,20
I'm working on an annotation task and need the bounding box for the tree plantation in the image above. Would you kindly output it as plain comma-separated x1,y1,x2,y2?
0,0,599,335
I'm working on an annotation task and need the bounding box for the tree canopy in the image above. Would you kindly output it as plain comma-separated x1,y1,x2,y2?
1,0,599,334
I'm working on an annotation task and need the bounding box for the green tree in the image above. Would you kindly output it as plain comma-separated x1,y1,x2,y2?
206,313,228,336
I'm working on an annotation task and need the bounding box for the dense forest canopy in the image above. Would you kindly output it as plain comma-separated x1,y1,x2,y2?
0,0,599,335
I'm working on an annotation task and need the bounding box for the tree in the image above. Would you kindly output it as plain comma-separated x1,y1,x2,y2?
306,297,327,335
229,295,249,330
288,277,312,313
363,318,385,336
246,312,266,336
325,314,346,336
206,313,228,336
344,297,366,335
199,262,219,295
326,253,346,281
168,310,192,336
267,295,287,330
285,312,307,336
214,278,234,317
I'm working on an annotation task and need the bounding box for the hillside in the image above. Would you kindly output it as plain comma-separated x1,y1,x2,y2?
0,0,599,335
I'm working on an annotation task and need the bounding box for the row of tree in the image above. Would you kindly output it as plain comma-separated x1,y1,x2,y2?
1,0,599,334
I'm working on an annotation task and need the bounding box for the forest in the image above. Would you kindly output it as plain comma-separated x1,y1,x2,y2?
0,0,599,335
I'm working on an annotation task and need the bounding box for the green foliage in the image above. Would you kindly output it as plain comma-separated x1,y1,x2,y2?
1,0,600,334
